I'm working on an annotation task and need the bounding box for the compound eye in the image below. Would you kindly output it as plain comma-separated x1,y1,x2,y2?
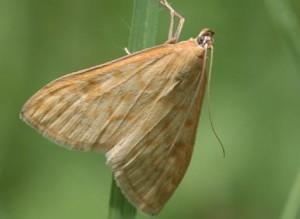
196,29,214,47
197,36,205,45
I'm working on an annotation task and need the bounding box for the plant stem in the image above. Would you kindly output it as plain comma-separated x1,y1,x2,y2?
108,0,160,219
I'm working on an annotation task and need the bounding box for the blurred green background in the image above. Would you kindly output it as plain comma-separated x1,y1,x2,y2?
1,0,300,219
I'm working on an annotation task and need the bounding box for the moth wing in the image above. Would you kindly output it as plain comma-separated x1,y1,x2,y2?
20,45,176,152
106,48,207,214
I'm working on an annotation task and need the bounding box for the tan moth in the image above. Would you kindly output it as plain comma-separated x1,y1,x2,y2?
20,0,215,215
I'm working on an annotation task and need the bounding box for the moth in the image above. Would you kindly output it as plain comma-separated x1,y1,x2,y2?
20,0,214,215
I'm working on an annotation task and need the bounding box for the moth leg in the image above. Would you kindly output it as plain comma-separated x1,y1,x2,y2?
164,37,178,45
160,0,185,42
124,47,131,55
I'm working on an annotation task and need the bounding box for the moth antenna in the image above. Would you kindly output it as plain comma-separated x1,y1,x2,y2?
205,46,226,157
160,0,185,42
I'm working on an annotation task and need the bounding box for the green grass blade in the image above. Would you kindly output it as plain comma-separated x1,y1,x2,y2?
265,0,300,61
108,0,160,219
281,169,300,219
128,0,160,51
108,178,136,219
265,4,300,217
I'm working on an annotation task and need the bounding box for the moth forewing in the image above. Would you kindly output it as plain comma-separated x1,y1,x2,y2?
20,29,214,215
20,43,177,152
106,40,209,214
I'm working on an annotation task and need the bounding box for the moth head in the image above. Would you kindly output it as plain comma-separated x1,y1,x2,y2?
196,28,214,48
